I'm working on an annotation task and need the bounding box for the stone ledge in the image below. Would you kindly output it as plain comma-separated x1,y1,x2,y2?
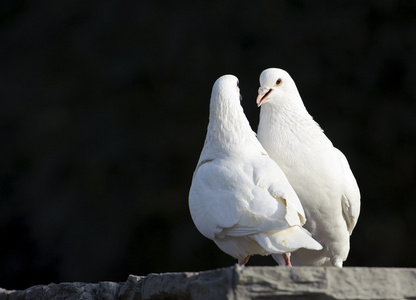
1,266,415,300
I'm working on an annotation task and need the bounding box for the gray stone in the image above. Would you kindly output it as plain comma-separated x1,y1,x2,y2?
0,281,121,300
1,266,416,300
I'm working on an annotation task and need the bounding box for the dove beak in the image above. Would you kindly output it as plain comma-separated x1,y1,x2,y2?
256,87,272,107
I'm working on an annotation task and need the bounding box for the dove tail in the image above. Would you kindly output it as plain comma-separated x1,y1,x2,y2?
253,226,322,254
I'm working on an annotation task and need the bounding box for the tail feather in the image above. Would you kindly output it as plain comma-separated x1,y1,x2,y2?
253,226,322,254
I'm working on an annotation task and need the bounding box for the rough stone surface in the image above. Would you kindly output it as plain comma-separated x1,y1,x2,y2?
1,266,416,300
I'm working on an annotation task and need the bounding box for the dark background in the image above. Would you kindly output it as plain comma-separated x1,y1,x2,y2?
1,0,415,290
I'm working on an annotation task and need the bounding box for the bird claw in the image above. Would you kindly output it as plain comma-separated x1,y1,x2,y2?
239,255,250,266
284,253,293,267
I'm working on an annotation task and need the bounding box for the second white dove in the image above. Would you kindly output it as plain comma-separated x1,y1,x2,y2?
256,68,361,267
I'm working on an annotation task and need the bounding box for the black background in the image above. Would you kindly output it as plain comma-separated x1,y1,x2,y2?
1,0,416,290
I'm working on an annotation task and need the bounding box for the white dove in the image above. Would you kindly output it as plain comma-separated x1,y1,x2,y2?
189,74,322,266
256,68,361,267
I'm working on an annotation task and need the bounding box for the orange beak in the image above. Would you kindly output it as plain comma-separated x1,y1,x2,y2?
256,87,272,107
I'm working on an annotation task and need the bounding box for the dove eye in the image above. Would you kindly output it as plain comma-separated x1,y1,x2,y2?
276,78,282,85
237,80,239,88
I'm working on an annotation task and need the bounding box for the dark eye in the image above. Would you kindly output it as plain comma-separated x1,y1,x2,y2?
237,80,239,87
276,78,282,85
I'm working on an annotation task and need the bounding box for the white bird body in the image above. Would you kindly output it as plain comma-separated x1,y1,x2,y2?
189,75,322,264
256,68,361,267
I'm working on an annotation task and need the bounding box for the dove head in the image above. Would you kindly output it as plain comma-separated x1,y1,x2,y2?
211,75,241,106
207,74,256,146
209,74,243,119
256,68,300,107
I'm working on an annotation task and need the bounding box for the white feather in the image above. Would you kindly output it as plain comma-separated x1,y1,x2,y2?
256,68,361,267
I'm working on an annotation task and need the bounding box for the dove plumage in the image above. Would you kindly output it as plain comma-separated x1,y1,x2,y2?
189,75,322,265
256,68,361,267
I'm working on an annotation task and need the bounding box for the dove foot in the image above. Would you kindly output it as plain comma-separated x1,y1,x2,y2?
239,256,250,266
284,253,292,267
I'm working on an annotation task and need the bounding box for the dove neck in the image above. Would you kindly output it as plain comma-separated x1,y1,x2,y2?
207,98,257,148
257,94,326,150
259,94,315,129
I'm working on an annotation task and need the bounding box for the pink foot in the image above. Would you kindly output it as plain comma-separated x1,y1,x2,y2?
284,253,292,267
239,255,250,266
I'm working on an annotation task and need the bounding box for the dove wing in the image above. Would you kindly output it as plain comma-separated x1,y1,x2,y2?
189,157,250,240
189,155,293,240
252,155,307,226
335,148,361,235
